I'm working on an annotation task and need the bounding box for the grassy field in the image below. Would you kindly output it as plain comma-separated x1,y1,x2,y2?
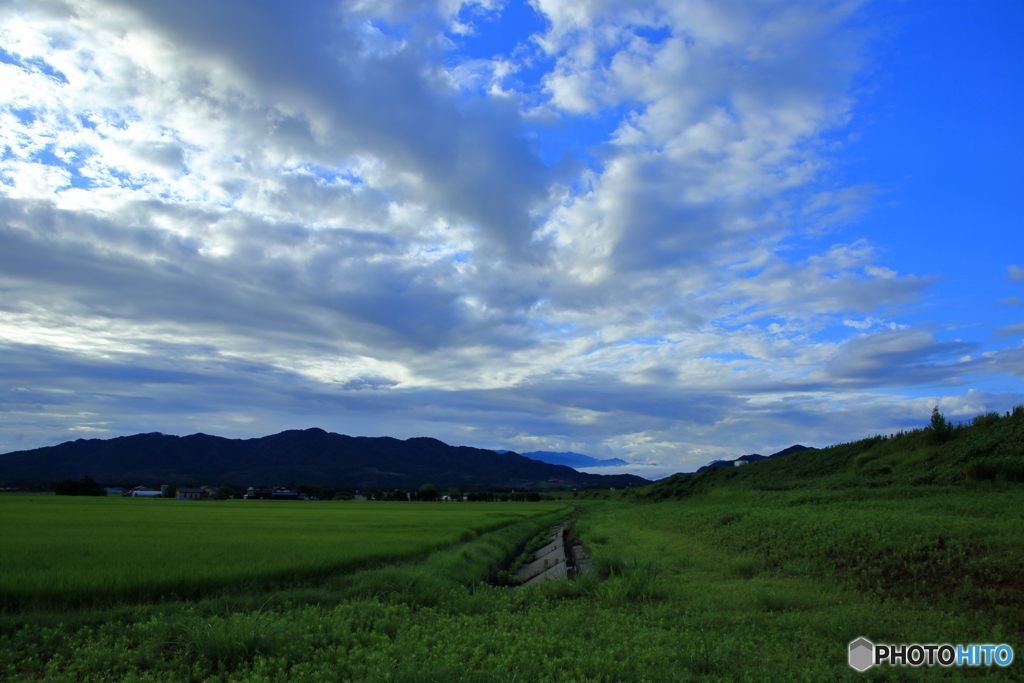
572,489,1023,680
3,487,1021,681
2,409,1022,681
0,496,567,610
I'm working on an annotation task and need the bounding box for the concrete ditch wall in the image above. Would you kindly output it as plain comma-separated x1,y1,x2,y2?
512,522,592,586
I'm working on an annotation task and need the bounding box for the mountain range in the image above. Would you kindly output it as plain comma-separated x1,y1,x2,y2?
0,429,652,490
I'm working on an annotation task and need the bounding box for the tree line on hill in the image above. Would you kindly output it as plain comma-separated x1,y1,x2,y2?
51,477,551,501
360,484,543,502
54,474,107,496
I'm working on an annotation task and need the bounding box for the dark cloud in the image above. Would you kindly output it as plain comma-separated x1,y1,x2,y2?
995,323,1024,337
0,196,531,351
820,329,977,386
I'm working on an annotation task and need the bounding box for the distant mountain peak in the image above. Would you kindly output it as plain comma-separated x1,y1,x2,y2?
514,450,630,469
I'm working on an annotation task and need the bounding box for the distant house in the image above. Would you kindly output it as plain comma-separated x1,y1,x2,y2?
272,487,301,500
175,487,207,501
129,486,163,498
244,486,301,500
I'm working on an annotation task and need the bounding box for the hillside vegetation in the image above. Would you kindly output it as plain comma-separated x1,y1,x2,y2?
637,405,1024,500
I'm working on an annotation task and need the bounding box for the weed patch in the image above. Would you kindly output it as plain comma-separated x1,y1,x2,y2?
726,556,763,579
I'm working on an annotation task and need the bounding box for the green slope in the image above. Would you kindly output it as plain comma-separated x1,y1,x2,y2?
636,405,1024,500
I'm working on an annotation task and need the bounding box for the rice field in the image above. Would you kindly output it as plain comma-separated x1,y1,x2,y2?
0,495,566,609
3,480,1023,681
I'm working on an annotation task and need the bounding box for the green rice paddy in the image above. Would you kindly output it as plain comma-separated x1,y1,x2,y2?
3,485,1022,682
0,496,566,609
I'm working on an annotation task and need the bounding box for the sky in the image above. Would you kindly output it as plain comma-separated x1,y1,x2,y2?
1,0,1022,478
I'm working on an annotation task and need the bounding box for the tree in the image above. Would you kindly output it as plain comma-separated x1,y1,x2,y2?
55,478,80,496
295,483,339,500
929,406,952,444
55,474,106,496
417,483,439,501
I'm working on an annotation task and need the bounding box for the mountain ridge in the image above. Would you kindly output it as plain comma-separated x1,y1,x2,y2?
0,429,651,490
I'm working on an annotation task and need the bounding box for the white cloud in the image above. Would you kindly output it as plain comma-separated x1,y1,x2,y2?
843,316,905,331
0,0,1020,468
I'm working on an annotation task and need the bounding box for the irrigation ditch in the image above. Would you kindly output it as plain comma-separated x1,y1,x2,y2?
488,519,593,588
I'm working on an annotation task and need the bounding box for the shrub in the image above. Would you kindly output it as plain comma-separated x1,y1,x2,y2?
972,412,1001,428
172,609,287,668
595,557,665,604
963,461,1024,483
716,511,747,526
594,553,629,579
727,557,764,579
754,588,812,612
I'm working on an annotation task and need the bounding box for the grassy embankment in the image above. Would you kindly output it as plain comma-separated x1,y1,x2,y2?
1,407,1023,681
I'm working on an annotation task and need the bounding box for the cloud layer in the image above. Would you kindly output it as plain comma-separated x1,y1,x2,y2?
1,0,1021,474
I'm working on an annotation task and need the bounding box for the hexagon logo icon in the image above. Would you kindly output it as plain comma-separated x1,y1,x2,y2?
849,637,874,671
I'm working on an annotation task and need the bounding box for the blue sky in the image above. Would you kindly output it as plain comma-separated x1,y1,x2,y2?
0,0,1021,477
